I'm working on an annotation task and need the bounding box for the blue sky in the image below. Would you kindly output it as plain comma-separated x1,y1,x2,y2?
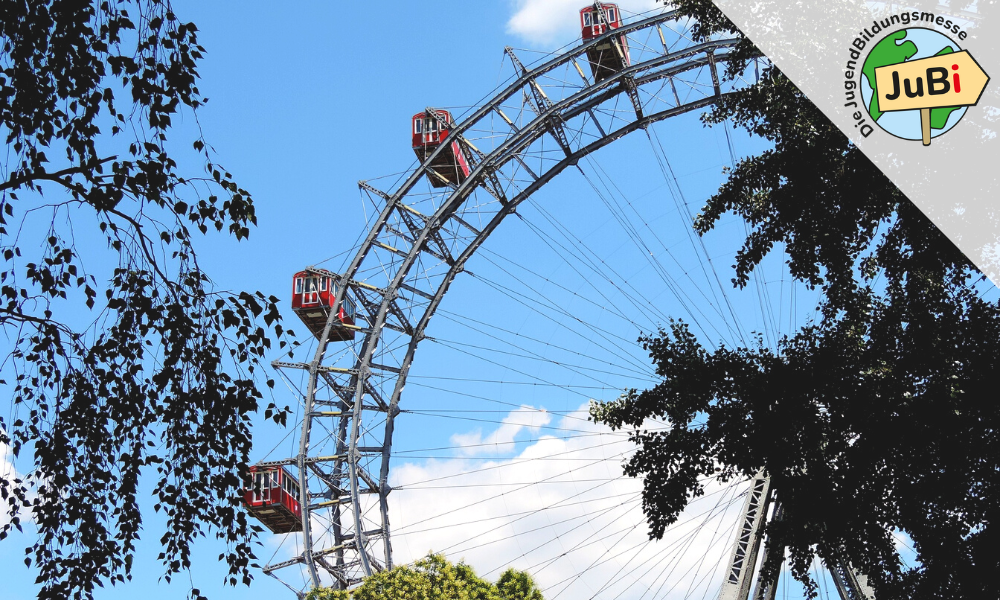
0,2,855,598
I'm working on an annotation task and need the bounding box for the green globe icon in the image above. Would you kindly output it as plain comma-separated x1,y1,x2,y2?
860,27,968,140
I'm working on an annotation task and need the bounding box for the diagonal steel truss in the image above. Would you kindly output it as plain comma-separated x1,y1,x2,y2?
719,471,877,600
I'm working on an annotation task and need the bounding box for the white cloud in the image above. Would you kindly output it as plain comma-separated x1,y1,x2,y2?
249,406,757,597
0,434,28,530
387,404,752,599
506,0,661,46
449,406,552,456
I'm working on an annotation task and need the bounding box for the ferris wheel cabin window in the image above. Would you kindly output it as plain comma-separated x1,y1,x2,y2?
583,12,592,26
282,474,298,497
414,119,422,134
320,278,328,292
294,277,303,294
607,8,615,21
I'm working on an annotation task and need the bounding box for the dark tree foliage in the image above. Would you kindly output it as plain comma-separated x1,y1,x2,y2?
0,2,290,599
592,2,1000,599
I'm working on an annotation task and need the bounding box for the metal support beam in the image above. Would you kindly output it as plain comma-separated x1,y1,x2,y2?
656,24,671,54
370,362,402,374
719,470,773,600
357,180,392,203
359,181,429,222
338,276,392,298
383,300,415,337
708,50,722,97
315,556,351,588
449,213,482,235
493,107,541,181
594,1,644,121
505,46,575,161
425,166,457,189
255,454,346,469
829,559,877,600
571,58,610,138
425,107,509,206
399,282,435,301
272,361,357,375
384,222,454,266
401,208,456,267
847,566,876,600
620,74,645,121
720,487,877,600
750,502,785,600
355,290,414,337
669,76,682,106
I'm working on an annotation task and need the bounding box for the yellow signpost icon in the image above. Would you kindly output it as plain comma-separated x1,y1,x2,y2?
874,50,990,145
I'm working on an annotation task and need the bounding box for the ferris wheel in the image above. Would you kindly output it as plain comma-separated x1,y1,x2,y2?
246,4,884,599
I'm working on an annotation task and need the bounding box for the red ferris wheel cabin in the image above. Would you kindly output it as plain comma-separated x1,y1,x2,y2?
412,109,471,188
291,269,358,342
244,466,303,534
580,3,631,83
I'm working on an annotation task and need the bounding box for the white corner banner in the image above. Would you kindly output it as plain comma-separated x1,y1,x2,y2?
709,0,999,285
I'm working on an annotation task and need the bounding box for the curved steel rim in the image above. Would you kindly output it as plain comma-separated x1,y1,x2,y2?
270,8,746,594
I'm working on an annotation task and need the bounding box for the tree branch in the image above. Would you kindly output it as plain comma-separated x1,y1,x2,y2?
0,157,116,193
36,174,180,295
0,307,76,336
